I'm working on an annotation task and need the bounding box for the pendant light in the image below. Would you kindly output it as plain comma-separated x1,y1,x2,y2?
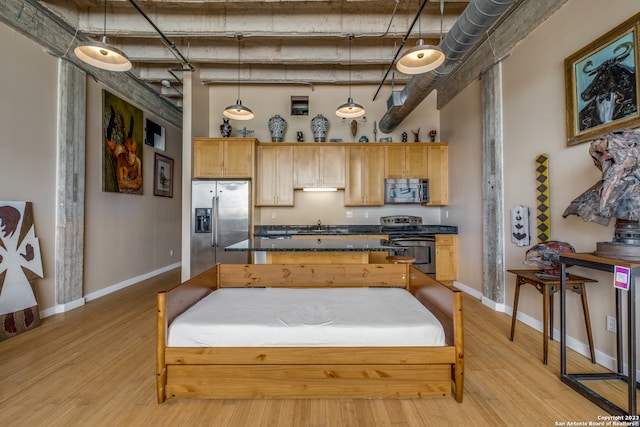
223,34,254,121
74,0,132,72
396,0,445,75
336,34,365,119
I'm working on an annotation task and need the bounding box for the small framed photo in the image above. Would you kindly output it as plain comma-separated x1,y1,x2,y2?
565,13,640,145
153,153,173,198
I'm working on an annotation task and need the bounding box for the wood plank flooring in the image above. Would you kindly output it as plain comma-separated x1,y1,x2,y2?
0,268,634,426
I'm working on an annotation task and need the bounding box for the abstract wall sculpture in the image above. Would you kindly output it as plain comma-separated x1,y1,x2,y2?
0,202,43,340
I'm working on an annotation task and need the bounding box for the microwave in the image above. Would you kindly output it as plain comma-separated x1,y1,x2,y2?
384,178,429,204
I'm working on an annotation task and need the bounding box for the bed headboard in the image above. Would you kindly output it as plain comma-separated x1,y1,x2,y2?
217,263,410,288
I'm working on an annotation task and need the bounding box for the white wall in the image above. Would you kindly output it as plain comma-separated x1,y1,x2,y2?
441,0,640,366
0,23,183,314
0,24,58,310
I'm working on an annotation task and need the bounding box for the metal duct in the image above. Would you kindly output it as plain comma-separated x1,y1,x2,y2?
379,0,515,133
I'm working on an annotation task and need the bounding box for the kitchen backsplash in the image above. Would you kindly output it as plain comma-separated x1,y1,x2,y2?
255,190,442,225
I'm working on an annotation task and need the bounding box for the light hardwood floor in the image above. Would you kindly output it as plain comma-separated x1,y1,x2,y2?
0,268,633,426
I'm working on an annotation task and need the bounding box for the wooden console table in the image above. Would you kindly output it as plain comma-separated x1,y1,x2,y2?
507,269,596,365
559,252,639,416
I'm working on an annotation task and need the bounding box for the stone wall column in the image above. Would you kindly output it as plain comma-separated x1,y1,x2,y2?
55,59,86,304
481,61,505,303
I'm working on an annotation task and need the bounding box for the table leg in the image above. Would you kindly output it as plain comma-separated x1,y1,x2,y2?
549,291,555,342
510,278,522,341
578,284,596,363
543,284,550,365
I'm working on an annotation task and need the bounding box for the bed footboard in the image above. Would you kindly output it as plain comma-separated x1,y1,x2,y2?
156,264,463,403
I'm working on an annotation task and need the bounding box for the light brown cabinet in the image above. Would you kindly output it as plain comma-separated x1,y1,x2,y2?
255,145,294,206
385,143,448,206
435,234,457,281
384,144,429,178
426,144,448,206
344,145,385,206
293,145,345,188
193,138,254,178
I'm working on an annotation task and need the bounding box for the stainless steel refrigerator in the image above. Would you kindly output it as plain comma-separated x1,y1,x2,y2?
191,180,250,276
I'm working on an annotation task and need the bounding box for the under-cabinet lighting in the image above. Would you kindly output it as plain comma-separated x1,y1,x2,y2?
302,188,338,192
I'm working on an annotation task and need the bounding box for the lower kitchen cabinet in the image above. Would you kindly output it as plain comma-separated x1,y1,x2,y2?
435,234,458,281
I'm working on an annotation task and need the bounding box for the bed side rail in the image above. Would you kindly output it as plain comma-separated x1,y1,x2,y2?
217,263,409,288
157,264,219,403
407,266,461,347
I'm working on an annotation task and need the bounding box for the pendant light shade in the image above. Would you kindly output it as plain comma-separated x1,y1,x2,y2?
336,97,365,119
336,34,365,119
223,100,254,120
396,39,445,74
396,0,446,75
223,34,254,121
74,1,131,72
74,35,132,72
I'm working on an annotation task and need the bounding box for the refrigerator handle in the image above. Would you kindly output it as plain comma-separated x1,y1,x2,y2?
212,195,219,247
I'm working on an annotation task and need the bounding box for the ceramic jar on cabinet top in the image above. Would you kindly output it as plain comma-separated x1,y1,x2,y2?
311,114,329,142
268,114,287,142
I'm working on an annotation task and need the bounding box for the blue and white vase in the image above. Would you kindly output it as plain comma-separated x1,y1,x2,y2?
311,114,329,142
219,118,232,137
268,114,287,142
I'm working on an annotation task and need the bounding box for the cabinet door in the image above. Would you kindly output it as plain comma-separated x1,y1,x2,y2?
426,145,448,206
293,146,319,187
364,146,385,205
319,146,345,188
345,146,384,206
275,146,294,205
256,146,294,206
222,139,254,177
193,138,224,178
406,145,429,178
435,234,457,281
384,145,406,178
345,146,365,205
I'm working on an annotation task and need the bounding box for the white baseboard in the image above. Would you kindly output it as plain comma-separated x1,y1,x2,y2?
454,279,639,381
40,262,181,318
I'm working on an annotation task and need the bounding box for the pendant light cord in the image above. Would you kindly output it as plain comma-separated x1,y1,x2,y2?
103,0,107,38
348,34,353,99
236,34,241,100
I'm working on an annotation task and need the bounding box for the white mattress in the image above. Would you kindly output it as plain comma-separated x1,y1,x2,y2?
167,287,446,347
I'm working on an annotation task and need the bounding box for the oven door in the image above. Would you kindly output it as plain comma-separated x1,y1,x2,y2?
385,236,436,276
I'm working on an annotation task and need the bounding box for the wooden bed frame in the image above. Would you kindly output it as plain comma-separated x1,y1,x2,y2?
156,263,464,403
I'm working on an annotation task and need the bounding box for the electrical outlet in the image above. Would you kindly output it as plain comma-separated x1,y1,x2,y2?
169,249,173,257
364,211,369,219
271,211,277,219
346,211,353,218
606,315,616,333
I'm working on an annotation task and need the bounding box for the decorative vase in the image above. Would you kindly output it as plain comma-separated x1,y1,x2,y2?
311,114,329,142
219,118,232,138
268,114,287,142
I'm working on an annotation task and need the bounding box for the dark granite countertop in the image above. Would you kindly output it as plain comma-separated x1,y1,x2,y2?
225,238,391,252
253,224,458,238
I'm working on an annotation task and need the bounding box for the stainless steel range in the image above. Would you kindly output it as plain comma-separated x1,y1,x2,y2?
380,215,436,276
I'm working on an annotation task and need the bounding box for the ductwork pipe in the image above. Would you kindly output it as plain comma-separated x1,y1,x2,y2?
379,0,515,133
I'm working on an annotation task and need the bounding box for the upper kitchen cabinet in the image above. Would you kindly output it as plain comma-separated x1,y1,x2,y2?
256,145,294,206
293,145,346,188
344,145,385,206
193,138,255,178
426,144,449,206
384,144,429,179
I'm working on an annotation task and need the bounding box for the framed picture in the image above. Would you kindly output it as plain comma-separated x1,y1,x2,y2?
565,13,640,146
153,153,174,198
145,118,166,151
102,90,144,194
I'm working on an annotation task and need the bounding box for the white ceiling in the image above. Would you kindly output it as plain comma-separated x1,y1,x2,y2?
37,0,472,106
